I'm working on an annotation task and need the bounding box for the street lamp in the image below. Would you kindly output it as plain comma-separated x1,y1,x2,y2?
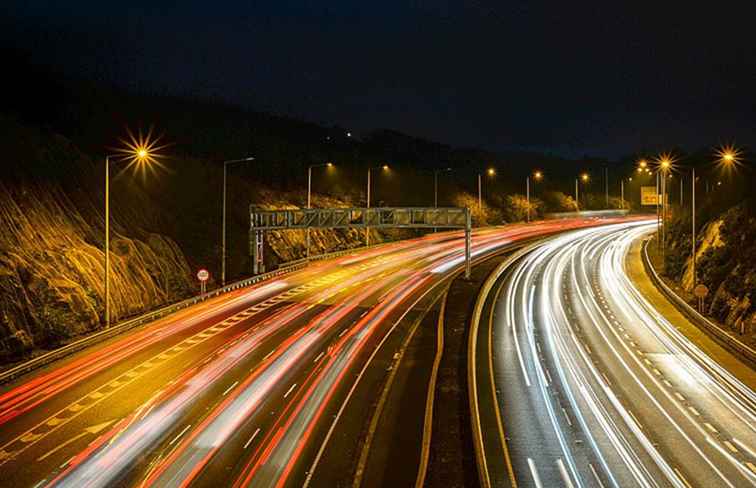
307,162,334,257
575,173,589,211
104,132,162,327
656,154,674,259
526,170,543,222
478,167,496,212
221,156,255,286
366,164,389,246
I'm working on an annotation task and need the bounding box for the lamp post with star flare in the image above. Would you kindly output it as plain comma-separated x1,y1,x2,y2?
104,129,166,327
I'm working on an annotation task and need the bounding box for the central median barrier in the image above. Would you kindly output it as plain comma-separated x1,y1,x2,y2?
467,240,551,488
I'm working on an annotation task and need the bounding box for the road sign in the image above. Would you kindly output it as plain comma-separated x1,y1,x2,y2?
197,269,209,282
197,269,209,294
693,284,709,298
641,186,659,206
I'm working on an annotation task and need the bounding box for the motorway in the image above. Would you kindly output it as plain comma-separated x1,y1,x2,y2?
0,218,622,488
475,221,756,487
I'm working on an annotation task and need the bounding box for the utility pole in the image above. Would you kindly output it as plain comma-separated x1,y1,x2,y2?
366,167,371,246
605,167,609,208
656,172,660,251
478,173,482,213
621,178,624,209
575,178,579,211
526,176,531,222
692,167,696,287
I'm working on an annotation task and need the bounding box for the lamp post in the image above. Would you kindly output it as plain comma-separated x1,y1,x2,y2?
307,162,333,257
526,170,542,222
221,156,255,286
577,173,589,211
478,167,495,213
366,164,389,246
658,156,672,261
104,146,154,328
605,166,609,208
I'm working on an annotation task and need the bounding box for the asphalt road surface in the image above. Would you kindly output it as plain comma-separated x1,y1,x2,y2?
479,221,756,487
0,219,625,488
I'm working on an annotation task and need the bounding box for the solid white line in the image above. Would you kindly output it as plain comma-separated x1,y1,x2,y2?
527,458,544,488
243,428,261,449
169,424,192,445
732,438,756,458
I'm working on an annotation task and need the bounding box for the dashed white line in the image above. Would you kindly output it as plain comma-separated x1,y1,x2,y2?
527,458,544,488
222,381,239,396
284,383,298,399
169,424,192,445
243,428,261,449
556,458,576,488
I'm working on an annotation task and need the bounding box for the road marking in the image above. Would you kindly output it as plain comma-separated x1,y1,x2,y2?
688,406,700,416
723,441,738,454
556,458,575,488
416,291,447,488
169,424,192,446
0,275,345,465
674,392,685,402
37,420,115,461
313,352,325,363
243,428,261,449
561,407,573,427
283,383,298,399
628,410,643,430
588,463,606,488
674,468,694,488
222,381,239,396
704,422,718,434
527,458,544,488
732,438,756,458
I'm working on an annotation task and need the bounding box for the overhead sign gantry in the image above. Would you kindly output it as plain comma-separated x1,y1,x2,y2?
249,206,473,278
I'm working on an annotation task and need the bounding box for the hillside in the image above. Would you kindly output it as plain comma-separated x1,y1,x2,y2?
661,166,756,345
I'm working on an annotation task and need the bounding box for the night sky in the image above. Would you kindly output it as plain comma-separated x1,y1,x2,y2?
4,1,755,159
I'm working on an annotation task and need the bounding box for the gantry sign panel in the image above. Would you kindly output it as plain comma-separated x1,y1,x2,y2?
249,207,472,276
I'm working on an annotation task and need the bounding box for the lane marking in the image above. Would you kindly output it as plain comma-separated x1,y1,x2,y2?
243,428,261,449
556,458,576,488
527,458,544,488
588,463,606,488
222,381,239,397
169,424,192,446
283,384,297,399
416,291,447,488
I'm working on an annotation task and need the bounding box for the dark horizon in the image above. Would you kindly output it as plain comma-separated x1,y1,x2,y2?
4,1,756,160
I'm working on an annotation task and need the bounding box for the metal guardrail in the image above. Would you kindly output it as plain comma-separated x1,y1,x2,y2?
641,239,756,368
0,260,312,385
0,238,409,385
544,209,630,220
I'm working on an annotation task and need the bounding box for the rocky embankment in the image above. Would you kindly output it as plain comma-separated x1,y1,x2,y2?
0,182,193,358
0,118,396,361
664,204,756,345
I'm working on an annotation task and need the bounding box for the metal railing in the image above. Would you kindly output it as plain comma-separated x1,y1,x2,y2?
641,239,756,368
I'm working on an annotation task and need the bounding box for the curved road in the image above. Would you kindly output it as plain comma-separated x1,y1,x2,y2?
477,221,756,487
0,219,622,487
